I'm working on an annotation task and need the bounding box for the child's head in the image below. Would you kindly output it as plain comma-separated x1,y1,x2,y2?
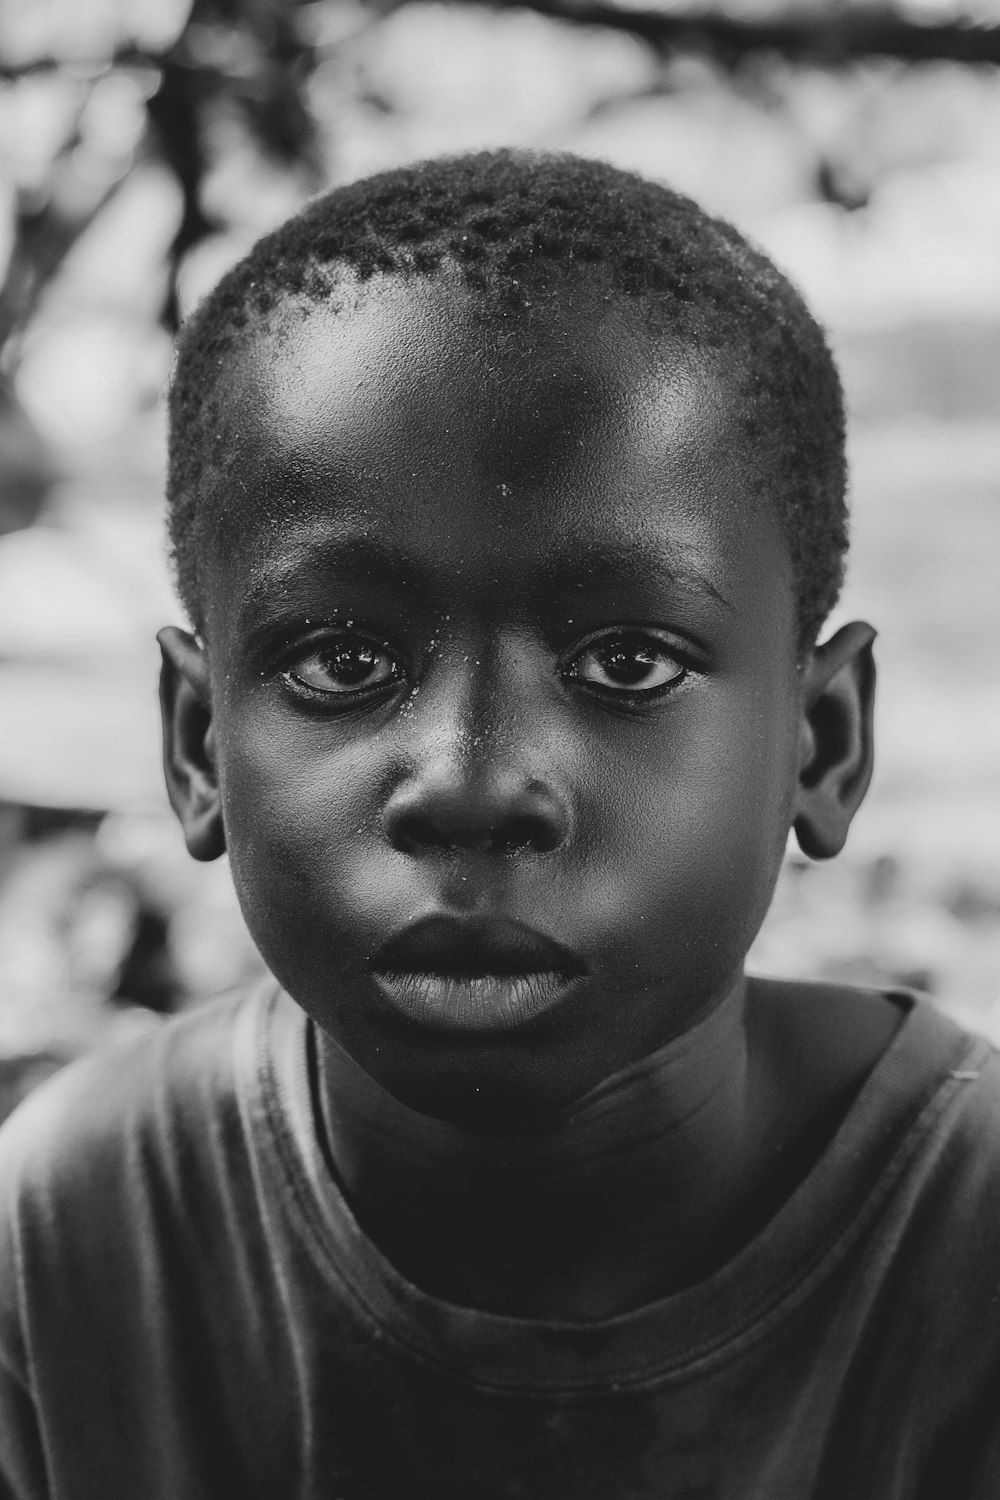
159,151,874,1129
168,151,847,655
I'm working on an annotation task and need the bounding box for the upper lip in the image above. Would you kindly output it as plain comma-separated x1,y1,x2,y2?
372,915,586,978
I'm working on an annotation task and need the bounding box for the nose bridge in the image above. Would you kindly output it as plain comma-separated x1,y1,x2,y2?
416,631,524,761
383,634,568,855
461,643,520,766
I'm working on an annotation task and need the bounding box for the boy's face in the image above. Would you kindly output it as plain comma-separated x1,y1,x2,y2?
177,275,810,1126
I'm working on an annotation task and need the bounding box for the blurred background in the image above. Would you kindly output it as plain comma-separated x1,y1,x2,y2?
0,0,998,1118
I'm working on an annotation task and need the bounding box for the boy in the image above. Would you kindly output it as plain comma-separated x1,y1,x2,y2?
1,150,998,1499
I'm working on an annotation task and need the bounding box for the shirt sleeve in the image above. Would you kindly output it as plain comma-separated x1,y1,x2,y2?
0,1103,50,1500
0,1351,47,1500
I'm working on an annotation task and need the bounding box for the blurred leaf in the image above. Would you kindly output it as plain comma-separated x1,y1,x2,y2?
0,384,53,533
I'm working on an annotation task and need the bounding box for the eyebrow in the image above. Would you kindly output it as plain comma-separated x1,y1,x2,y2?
238,529,734,625
238,535,432,626
537,541,734,613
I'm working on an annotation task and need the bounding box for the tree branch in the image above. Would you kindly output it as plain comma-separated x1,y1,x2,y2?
4,4,1000,79
491,1,1000,67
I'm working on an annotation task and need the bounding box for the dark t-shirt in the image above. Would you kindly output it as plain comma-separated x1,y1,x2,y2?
1,985,999,1499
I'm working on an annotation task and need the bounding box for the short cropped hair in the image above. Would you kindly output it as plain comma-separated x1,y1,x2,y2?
168,150,847,650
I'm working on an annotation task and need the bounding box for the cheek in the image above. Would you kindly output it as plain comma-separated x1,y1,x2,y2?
214,708,393,961
577,687,798,971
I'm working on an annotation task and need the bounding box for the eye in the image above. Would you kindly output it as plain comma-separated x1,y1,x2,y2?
567,631,688,696
283,635,402,697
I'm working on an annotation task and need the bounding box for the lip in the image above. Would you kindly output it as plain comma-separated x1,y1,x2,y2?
370,915,586,1033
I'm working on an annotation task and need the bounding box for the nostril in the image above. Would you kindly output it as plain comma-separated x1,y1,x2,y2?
384,779,568,857
494,815,560,856
390,814,455,855
389,811,560,856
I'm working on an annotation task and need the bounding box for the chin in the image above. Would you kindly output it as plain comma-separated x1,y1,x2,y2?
324,1000,593,1137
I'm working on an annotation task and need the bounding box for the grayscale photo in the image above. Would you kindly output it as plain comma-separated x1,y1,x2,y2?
1,0,999,1494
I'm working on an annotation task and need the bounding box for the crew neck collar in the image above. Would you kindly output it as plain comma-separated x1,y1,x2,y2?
251,986,981,1394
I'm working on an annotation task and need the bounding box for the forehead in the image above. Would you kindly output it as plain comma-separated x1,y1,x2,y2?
201,273,789,636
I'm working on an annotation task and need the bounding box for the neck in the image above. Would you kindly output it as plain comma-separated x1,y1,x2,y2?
312,979,793,1320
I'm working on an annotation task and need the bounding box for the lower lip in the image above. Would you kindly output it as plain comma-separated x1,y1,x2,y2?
371,970,581,1033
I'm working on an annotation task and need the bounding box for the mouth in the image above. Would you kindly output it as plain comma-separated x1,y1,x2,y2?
370,915,586,1033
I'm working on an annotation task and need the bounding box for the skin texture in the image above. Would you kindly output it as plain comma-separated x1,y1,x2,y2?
160,271,892,1317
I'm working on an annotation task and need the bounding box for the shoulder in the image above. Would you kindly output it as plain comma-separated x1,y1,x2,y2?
749,977,1000,1202
833,990,1000,1259
919,1015,1000,1184
0,989,272,1259
0,986,290,1375
0,995,236,1383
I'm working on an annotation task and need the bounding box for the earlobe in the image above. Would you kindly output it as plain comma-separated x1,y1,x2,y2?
793,621,876,861
157,626,226,862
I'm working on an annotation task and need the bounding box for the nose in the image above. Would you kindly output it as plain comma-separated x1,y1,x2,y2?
382,647,570,856
384,764,568,856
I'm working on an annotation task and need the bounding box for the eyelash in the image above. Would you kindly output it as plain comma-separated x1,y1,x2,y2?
279,634,404,703
277,629,694,708
563,631,690,703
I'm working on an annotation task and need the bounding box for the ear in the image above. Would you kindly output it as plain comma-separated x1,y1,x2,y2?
793,621,876,861
157,626,226,862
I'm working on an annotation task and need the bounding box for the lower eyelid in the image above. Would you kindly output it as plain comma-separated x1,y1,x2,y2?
568,648,685,684
289,663,398,687
595,671,686,695
280,673,402,706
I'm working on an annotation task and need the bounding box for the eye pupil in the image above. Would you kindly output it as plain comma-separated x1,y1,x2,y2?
599,637,657,684
328,643,379,684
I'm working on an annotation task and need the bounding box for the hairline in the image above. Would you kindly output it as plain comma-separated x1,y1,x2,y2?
178,257,798,632
169,159,846,656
